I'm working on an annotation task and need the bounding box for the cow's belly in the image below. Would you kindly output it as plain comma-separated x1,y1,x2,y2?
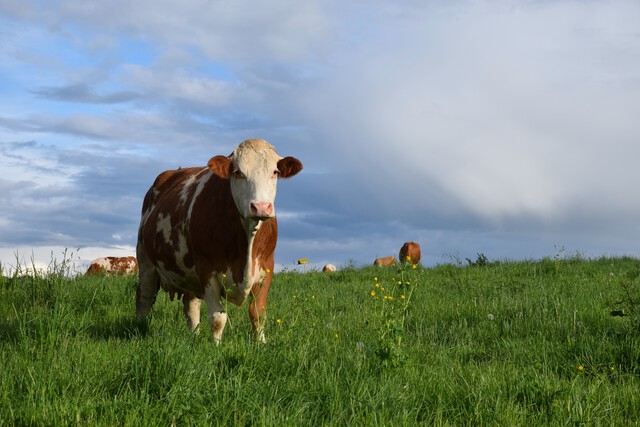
156,263,203,295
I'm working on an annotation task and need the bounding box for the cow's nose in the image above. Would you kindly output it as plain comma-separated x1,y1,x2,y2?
250,202,273,218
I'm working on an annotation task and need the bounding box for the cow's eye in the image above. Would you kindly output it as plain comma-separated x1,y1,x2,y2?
273,170,280,178
233,169,246,179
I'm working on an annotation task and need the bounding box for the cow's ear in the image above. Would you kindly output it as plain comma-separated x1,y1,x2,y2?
277,156,303,178
208,155,232,178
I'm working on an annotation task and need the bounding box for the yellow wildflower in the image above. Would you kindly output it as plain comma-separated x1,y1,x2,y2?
374,276,378,281
374,283,380,288
370,291,376,296
412,264,417,269
335,333,339,339
266,268,271,273
401,295,406,299
276,319,282,324
406,256,411,261
578,365,584,372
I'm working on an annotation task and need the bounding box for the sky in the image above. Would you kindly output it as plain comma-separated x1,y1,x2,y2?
1,0,639,275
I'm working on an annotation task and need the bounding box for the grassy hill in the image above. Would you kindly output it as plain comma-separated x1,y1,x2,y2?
1,255,639,425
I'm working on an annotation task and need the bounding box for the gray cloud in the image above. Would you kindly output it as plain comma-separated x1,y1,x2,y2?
32,83,140,104
297,0,640,231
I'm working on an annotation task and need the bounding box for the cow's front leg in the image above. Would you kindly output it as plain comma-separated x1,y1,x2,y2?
183,294,201,331
249,271,272,344
204,281,227,343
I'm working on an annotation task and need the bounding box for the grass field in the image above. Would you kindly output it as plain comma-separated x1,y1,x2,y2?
1,254,639,425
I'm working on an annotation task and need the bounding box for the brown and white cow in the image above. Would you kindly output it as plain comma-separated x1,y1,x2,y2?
373,256,397,267
135,139,302,343
322,264,336,272
399,241,421,265
86,256,138,275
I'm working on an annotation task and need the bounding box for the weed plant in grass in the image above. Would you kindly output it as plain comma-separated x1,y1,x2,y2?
1,256,639,425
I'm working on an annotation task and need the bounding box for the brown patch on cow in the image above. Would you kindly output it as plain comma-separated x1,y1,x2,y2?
399,242,421,265
373,256,397,267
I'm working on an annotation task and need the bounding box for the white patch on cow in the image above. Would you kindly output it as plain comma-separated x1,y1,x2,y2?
124,259,137,274
156,213,172,244
93,258,112,271
179,175,198,206
186,168,213,223
254,319,266,344
139,203,154,229
173,232,193,274
139,190,160,229
183,296,202,331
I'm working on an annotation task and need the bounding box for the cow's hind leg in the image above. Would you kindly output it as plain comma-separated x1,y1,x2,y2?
183,294,202,331
135,248,160,319
204,281,227,343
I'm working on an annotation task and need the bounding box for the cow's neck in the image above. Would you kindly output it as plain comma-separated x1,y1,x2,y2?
238,217,263,298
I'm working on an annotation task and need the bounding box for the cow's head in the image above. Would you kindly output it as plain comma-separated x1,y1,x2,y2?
208,139,302,220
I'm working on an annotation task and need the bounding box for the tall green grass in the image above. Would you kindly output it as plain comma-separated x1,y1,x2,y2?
1,255,639,425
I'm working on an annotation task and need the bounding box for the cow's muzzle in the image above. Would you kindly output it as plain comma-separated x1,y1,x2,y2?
249,201,274,219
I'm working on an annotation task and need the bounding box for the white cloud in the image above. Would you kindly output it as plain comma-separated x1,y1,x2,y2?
123,64,238,111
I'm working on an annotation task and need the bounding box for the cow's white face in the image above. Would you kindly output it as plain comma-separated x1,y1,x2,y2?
230,145,281,219
208,139,302,220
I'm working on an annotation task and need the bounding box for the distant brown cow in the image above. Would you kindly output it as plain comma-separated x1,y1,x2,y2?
86,256,138,275
399,241,421,265
373,256,397,267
